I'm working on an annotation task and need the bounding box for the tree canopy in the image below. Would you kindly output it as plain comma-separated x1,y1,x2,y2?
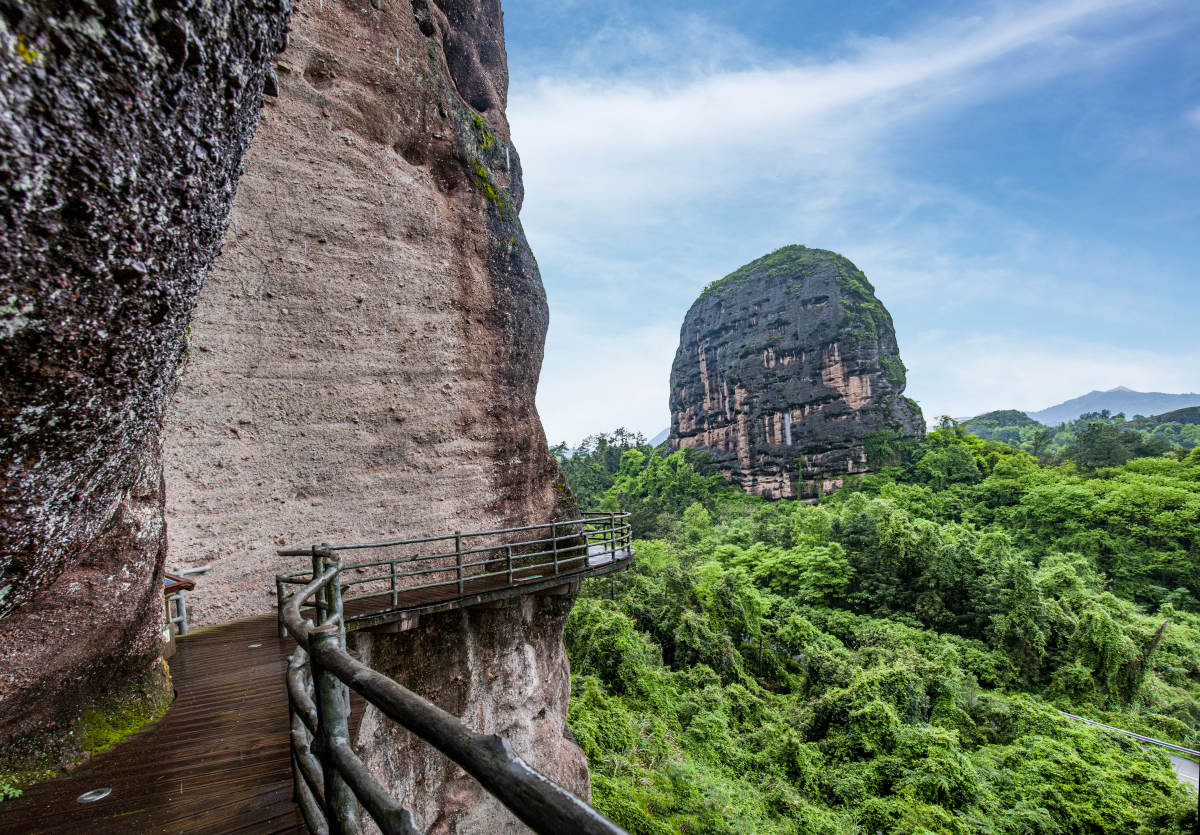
561,426,1200,834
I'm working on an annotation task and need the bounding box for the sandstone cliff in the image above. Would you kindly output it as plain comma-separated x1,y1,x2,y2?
354,596,590,835
159,0,588,827
162,0,568,627
0,0,289,740
669,246,924,498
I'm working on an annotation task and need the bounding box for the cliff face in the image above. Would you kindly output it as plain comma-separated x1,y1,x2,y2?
161,0,568,626
669,246,924,498
0,0,289,739
353,595,590,834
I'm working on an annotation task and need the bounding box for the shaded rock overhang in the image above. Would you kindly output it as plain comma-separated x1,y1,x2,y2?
0,0,291,735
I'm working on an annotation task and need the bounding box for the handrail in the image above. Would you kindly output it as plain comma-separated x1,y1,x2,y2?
275,513,632,627
275,513,633,835
1059,711,1200,759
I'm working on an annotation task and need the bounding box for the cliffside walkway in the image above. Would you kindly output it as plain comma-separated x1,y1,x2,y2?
0,615,316,835
0,514,633,835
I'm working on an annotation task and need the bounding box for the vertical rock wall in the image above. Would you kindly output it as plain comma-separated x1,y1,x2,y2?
161,0,568,626
0,0,289,739
352,595,590,834
670,246,925,498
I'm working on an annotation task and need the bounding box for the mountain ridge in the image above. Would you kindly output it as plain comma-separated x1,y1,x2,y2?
1026,388,1200,426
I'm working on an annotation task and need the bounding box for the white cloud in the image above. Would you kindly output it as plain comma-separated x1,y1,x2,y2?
903,331,1200,420
537,316,678,444
509,0,1198,440
511,0,1151,232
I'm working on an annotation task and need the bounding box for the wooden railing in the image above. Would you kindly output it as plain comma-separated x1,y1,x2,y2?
274,513,633,835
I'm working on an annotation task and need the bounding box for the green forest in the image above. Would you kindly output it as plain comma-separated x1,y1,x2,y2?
556,422,1200,834
966,408,1200,458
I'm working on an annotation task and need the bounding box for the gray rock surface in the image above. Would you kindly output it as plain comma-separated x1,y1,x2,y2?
0,0,289,740
669,246,924,498
353,594,590,835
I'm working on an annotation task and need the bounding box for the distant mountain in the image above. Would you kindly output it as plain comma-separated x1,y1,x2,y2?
1027,387,1200,427
648,427,670,447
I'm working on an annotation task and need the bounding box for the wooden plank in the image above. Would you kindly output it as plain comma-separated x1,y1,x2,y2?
0,616,305,835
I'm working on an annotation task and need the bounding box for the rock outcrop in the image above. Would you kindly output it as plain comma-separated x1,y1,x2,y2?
0,0,289,741
161,0,567,627
353,595,590,834
158,0,587,826
669,246,924,498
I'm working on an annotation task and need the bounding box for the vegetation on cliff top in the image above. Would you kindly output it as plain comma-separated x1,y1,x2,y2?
559,427,1200,834
695,245,905,383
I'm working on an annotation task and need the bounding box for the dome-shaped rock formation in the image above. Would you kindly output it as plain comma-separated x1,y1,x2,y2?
669,246,924,498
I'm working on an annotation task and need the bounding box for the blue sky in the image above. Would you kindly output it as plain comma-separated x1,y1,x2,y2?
501,0,1200,444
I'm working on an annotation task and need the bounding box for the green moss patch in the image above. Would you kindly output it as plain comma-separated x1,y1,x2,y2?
0,658,172,797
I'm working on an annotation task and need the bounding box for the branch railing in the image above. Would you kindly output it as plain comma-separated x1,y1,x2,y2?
275,513,632,835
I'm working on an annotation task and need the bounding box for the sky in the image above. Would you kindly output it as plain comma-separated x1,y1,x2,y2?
500,0,1200,444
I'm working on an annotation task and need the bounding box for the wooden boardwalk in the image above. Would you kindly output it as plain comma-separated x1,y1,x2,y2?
0,615,330,835
0,547,632,834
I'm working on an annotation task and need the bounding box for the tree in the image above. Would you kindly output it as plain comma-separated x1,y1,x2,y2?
1061,422,1171,471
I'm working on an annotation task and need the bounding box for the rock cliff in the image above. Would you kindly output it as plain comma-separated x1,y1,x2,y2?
353,595,590,835
0,0,289,741
669,246,924,498
158,0,588,826
161,0,568,627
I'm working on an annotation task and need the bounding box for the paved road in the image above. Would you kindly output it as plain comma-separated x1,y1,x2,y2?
1169,754,1199,790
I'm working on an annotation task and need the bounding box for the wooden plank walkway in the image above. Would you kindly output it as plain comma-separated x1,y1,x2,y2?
1,548,632,834
0,615,325,835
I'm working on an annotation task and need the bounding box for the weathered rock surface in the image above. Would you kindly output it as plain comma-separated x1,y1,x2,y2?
353,594,590,835
0,0,289,740
669,246,924,498
161,0,568,628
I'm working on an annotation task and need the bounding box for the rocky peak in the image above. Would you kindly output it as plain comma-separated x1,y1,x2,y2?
669,245,924,498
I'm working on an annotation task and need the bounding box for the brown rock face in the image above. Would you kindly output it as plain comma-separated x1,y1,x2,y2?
161,0,566,626
0,0,289,739
353,596,590,834
670,246,924,499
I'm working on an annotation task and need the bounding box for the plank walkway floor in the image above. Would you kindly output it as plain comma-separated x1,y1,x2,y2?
0,615,345,835
0,548,632,834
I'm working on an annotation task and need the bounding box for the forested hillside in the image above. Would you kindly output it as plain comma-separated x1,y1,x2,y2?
557,423,1200,834
966,408,1199,460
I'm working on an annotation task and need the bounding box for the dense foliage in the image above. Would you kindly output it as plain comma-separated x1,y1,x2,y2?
966,408,1199,459
563,428,1200,834
553,429,651,510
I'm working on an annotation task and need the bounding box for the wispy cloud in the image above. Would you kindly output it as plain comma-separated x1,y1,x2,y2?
904,331,1200,420
511,0,1200,442
512,0,1151,227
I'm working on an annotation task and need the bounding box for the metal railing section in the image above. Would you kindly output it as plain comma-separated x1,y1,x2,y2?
275,512,632,638
1059,711,1200,759
275,513,632,835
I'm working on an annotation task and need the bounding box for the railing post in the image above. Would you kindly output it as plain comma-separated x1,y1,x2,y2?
390,559,398,607
311,547,324,617
311,625,358,834
506,544,513,585
277,578,288,638
609,513,616,559
455,532,463,595
176,589,189,636
325,546,347,649
552,520,559,575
